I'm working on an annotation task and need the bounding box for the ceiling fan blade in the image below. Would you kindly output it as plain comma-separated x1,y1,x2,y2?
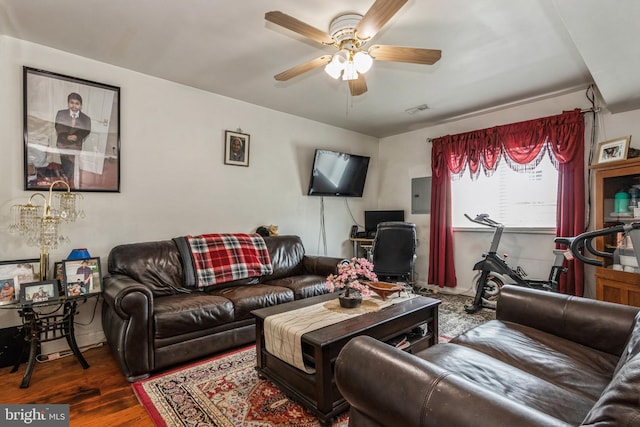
274,55,333,81
348,74,368,96
368,45,442,64
355,0,408,41
265,11,334,46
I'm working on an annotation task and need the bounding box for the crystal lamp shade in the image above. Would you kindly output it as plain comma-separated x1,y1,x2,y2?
9,181,84,250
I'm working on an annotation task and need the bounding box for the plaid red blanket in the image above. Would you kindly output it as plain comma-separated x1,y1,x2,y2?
186,233,273,287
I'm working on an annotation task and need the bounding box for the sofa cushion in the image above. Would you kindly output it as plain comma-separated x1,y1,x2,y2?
108,240,184,296
264,275,328,300
153,292,234,339
581,353,640,426
209,284,294,320
451,320,618,401
415,343,596,425
261,235,306,281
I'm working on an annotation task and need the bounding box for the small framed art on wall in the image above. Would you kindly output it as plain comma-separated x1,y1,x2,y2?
224,130,250,167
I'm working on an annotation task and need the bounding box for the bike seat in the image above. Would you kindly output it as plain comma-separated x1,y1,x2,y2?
554,237,574,247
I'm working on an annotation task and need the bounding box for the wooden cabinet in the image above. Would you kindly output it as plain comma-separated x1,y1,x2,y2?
595,268,640,306
591,157,640,306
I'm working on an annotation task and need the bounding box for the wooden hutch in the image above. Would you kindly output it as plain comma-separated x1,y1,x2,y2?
591,157,640,306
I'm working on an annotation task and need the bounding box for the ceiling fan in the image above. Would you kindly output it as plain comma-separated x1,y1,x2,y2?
265,0,441,96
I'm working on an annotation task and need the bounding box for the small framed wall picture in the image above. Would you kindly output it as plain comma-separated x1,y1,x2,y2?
62,257,102,297
596,136,631,164
224,130,250,167
20,280,59,304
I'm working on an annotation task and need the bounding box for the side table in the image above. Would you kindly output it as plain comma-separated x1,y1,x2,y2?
0,294,98,388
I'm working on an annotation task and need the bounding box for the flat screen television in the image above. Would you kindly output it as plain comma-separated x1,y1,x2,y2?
365,210,405,235
307,149,370,197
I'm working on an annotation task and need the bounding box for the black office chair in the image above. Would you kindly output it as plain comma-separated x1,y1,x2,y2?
370,221,417,284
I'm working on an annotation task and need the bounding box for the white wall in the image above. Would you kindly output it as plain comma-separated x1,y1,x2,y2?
0,36,379,351
379,89,640,297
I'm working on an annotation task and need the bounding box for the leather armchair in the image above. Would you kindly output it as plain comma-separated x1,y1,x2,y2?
336,285,640,426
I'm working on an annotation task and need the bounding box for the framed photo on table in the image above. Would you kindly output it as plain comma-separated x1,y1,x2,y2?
62,257,102,297
224,130,250,167
0,259,41,305
20,280,59,304
596,136,631,164
23,67,121,192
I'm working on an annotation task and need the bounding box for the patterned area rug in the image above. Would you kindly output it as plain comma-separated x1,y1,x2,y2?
133,293,495,426
433,291,496,340
133,346,348,427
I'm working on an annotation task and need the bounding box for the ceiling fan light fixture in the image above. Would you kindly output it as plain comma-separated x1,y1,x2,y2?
342,61,358,81
325,52,348,79
353,51,373,73
325,61,342,79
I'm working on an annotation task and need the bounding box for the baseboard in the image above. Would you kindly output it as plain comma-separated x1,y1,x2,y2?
41,331,106,356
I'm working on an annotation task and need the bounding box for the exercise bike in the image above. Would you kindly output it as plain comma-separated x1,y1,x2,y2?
464,213,573,313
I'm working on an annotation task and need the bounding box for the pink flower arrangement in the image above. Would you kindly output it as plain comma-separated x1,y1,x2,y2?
326,257,378,297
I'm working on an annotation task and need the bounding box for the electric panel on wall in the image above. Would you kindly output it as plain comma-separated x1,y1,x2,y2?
411,177,431,214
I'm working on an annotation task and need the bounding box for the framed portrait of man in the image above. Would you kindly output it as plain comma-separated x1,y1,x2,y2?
224,130,250,167
23,67,121,192
62,257,102,297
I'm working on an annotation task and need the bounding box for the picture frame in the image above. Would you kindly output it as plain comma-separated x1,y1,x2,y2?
224,130,250,167
24,67,121,192
0,279,17,305
596,136,631,164
61,257,102,297
0,259,41,305
20,280,59,304
53,261,64,295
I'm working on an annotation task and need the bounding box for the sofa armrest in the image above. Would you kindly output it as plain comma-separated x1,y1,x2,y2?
336,336,570,427
103,274,154,318
497,285,640,356
302,255,343,277
102,274,155,382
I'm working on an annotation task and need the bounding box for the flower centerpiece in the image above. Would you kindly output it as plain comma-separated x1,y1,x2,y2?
326,257,378,308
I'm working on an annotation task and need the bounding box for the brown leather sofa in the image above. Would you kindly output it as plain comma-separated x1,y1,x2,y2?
102,235,342,382
335,285,640,426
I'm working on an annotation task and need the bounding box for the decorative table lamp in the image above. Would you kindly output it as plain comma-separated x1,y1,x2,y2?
9,180,84,280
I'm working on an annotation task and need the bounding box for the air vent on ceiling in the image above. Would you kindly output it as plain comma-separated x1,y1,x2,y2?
405,104,430,115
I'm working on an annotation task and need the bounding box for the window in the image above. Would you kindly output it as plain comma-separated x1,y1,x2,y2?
451,155,558,228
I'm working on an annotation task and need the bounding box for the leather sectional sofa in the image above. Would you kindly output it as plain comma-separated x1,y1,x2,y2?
336,285,640,427
101,235,342,382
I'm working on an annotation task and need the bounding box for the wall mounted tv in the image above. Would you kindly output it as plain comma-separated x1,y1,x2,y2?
307,149,370,197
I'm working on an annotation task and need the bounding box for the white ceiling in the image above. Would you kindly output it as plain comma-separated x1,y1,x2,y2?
1,0,639,138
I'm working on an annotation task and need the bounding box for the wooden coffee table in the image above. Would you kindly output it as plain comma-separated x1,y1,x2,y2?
252,293,440,426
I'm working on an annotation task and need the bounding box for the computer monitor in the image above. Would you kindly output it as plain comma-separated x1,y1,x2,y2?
364,210,405,235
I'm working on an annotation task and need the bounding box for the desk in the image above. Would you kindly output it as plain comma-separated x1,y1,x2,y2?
0,295,97,388
350,237,374,259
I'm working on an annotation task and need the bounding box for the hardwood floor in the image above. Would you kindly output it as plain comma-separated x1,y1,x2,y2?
0,344,153,426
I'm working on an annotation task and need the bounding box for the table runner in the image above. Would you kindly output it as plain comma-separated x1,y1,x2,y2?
264,293,414,373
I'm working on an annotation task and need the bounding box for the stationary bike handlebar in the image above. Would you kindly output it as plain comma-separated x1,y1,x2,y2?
464,213,503,228
570,223,640,267
465,213,574,249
